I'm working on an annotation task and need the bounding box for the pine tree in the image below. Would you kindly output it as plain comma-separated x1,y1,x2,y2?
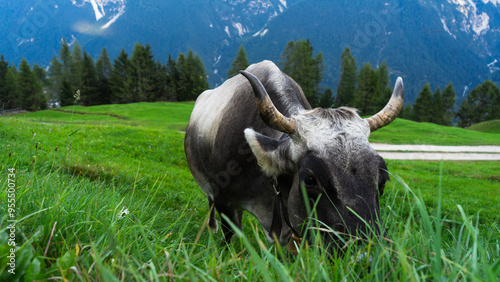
188,50,209,100
457,80,500,127
33,63,50,94
4,66,18,109
318,88,334,108
59,38,72,77
399,103,413,120
176,50,209,101
280,41,294,72
282,40,315,102
130,42,156,102
96,48,113,79
373,60,392,111
431,86,444,125
176,53,188,101
96,73,113,105
33,63,53,107
32,63,48,86
371,66,382,112
412,83,434,122
153,60,169,101
110,48,132,103
0,55,9,110
166,54,179,101
60,79,74,107
279,39,324,107
442,82,456,126
313,52,325,100
227,45,249,78
71,40,84,91
0,57,19,110
354,62,375,115
48,55,63,105
377,60,390,92
17,58,46,111
335,47,357,107
96,48,113,105
80,52,99,106
50,38,75,106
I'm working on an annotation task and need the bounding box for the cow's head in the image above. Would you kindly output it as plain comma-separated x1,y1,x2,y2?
240,70,404,248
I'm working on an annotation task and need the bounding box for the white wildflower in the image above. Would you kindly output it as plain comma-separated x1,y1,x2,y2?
118,206,130,220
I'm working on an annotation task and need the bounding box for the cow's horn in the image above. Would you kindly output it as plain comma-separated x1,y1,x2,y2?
366,77,404,132
240,70,297,134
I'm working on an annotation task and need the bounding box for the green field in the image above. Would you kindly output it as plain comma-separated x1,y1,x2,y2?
467,120,500,134
368,118,500,146
1,103,499,280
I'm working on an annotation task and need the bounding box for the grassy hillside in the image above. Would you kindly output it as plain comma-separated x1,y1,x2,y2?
1,102,499,280
18,102,195,130
467,120,500,134
16,102,500,145
368,118,500,145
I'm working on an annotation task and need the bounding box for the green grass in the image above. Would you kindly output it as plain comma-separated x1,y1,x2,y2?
1,102,499,280
368,118,500,145
467,120,500,134
17,102,195,130
384,160,499,225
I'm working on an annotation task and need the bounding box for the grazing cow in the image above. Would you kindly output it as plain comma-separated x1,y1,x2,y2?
184,60,403,247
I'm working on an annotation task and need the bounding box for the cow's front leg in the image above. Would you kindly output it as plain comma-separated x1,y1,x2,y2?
215,201,243,243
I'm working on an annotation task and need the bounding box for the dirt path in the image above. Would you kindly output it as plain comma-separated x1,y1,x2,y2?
371,143,500,161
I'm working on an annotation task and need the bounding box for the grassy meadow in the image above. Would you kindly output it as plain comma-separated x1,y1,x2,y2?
0,102,499,281
467,120,500,134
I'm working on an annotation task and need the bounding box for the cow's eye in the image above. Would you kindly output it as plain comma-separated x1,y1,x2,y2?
303,175,316,186
302,174,321,199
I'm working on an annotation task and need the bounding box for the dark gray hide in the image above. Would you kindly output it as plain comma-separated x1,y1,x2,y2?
184,60,400,246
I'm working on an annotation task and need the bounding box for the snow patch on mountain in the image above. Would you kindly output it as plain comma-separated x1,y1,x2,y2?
89,0,105,21
441,16,457,38
215,0,290,39
253,28,269,37
472,12,490,34
488,59,499,72
448,0,492,35
67,35,78,47
72,0,126,28
214,55,222,66
482,0,500,6
233,22,247,36
101,5,125,29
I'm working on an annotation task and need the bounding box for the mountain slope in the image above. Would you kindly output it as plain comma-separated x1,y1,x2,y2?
226,0,499,101
0,0,499,103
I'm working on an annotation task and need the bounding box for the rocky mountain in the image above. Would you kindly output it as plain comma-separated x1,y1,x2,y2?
1,0,499,103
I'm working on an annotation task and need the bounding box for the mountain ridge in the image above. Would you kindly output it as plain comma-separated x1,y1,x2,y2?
1,0,499,103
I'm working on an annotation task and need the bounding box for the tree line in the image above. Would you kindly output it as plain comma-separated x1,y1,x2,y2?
331,47,499,127
0,55,48,111
395,75,499,127
228,40,333,109
1,39,498,128
0,38,209,110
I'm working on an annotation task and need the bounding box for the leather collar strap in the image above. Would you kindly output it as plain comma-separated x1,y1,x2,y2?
269,178,301,240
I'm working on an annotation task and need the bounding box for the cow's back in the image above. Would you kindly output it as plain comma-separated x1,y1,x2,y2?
185,60,310,201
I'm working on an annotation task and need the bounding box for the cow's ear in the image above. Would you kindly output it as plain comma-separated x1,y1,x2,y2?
244,128,294,176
